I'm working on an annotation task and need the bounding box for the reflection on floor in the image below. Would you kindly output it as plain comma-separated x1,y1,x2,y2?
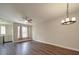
0,40,79,55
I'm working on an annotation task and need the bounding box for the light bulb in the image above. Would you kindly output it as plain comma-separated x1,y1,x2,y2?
25,20,28,23
61,20,65,23
66,18,70,22
72,17,76,21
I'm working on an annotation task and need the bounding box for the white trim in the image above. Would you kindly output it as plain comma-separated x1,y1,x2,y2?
34,40,79,52
13,39,32,43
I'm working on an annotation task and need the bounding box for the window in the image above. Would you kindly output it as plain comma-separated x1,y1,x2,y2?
22,26,28,38
0,26,6,35
17,26,20,38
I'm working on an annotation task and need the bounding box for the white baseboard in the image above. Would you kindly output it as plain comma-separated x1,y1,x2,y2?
13,39,32,43
34,40,79,52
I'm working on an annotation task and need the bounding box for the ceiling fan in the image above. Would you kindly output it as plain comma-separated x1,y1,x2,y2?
23,16,32,23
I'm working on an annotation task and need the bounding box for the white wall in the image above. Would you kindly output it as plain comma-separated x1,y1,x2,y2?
33,12,79,51
0,35,3,43
28,26,32,39
13,23,18,42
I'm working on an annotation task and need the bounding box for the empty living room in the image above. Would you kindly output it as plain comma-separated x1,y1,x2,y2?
0,2,79,56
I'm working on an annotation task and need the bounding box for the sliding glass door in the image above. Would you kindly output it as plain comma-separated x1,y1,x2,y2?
17,26,28,39
22,26,28,38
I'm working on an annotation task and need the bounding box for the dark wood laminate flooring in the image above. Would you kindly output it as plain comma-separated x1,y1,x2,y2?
0,40,79,55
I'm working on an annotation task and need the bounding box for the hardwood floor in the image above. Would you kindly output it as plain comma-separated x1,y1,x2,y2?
0,40,79,55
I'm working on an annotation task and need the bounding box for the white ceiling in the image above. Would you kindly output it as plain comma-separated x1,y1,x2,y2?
0,3,79,24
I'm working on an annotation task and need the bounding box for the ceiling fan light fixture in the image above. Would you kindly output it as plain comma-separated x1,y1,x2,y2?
25,20,28,23
23,16,32,23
